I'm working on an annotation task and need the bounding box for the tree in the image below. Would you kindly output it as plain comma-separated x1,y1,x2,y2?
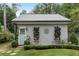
0,9,3,25
20,10,27,15
33,3,79,32
12,3,18,13
0,3,17,33
58,3,79,32
0,22,2,32
32,4,42,14
70,32,78,45
3,4,7,31
33,3,55,14
6,7,16,33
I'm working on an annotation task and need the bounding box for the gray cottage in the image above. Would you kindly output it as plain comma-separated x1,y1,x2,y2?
12,14,71,45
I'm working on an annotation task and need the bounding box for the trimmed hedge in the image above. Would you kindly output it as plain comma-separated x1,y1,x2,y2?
24,45,79,50
24,45,33,50
11,40,18,48
24,39,30,45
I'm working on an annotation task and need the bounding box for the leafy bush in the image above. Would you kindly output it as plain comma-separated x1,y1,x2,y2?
34,45,50,49
0,32,15,43
4,32,15,41
61,40,66,44
11,40,18,48
24,45,63,50
24,44,79,50
0,36,7,43
24,45,33,50
24,39,30,45
0,23,2,32
70,32,78,45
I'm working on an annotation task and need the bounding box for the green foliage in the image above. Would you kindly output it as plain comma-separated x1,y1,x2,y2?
24,45,79,50
20,10,27,15
4,32,15,41
54,3,79,32
0,23,2,32
6,8,16,33
34,45,51,49
24,45,33,50
0,4,16,33
61,40,66,44
0,32,15,43
33,3,54,14
32,3,79,32
70,32,78,45
11,40,18,48
0,9,3,25
24,39,30,45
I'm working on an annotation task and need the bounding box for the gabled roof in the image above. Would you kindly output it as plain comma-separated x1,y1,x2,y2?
12,14,70,22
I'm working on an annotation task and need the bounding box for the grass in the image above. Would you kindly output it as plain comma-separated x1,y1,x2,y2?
0,49,79,56
0,42,79,56
0,42,11,52
15,49,79,56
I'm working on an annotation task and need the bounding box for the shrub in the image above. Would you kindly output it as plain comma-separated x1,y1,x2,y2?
0,32,8,43
24,45,33,50
5,32,15,41
0,26,1,31
11,40,18,48
24,44,79,50
0,36,7,43
34,45,50,49
61,40,66,44
24,45,64,50
70,32,78,45
24,39,30,45
0,32,15,43
70,45,79,50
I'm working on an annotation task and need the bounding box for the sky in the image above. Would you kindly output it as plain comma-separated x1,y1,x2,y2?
16,3,37,16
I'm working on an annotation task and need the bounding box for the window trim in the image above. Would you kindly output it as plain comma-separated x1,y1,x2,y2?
19,26,26,35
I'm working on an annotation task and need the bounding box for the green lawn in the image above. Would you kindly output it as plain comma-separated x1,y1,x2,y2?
0,42,79,56
0,49,79,56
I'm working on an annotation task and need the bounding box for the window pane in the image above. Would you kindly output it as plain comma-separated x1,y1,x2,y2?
20,28,25,34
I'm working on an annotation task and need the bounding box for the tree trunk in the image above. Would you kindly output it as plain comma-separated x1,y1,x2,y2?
3,3,7,31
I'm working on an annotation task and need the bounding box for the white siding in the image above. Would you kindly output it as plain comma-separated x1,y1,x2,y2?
39,26,55,45
60,25,68,43
17,25,68,45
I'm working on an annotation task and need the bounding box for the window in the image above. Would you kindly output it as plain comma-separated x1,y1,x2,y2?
33,27,39,42
44,28,49,34
54,26,61,40
20,28,25,34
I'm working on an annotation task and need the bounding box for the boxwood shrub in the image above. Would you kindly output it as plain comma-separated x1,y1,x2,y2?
24,45,33,50
34,45,51,49
24,39,30,45
11,40,18,48
24,44,79,50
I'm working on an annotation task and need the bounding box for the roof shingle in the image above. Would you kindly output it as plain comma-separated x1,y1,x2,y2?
12,14,70,22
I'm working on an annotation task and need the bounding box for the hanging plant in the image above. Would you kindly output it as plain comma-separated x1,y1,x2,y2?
54,26,61,40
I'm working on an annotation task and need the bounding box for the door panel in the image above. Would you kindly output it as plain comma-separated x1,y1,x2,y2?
18,27,26,45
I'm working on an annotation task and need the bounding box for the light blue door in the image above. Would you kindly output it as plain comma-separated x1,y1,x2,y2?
18,28,26,45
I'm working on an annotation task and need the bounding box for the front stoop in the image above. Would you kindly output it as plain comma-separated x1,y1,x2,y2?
17,46,24,50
